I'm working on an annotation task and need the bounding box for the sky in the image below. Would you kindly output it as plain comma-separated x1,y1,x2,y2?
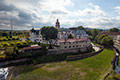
0,0,120,30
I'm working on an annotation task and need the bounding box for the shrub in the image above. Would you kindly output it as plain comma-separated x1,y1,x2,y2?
5,47,14,56
0,44,3,47
2,42,10,47
9,42,16,46
0,37,8,41
16,42,23,46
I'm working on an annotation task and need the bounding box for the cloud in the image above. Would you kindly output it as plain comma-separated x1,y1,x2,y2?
0,0,35,30
115,6,120,14
0,0,16,11
0,0,119,30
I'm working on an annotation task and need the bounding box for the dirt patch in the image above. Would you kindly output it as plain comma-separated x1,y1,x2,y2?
89,67,94,72
80,71,86,77
72,68,86,78
60,61,67,64
42,65,61,71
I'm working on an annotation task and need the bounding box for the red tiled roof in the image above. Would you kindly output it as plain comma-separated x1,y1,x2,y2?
23,46,41,51
100,32,120,35
32,46,41,49
58,38,89,43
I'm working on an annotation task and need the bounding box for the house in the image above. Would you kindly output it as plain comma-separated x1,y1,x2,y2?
55,38,92,52
69,27,88,38
114,35,120,52
30,28,43,43
57,31,70,39
100,31,120,39
57,38,91,52
48,38,92,54
23,44,42,52
57,27,88,40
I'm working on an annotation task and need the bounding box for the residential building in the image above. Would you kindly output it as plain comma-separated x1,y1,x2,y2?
114,35,120,52
69,27,88,38
30,28,43,43
56,38,92,52
57,28,88,39
100,31,120,39
23,44,41,52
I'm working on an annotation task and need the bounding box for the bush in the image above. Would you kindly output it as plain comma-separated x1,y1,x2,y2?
0,44,3,47
9,42,16,46
0,37,8,41
5,47,14,56
16,42,23,46
16,42,23,48
2,42,10,47
26,40,32,44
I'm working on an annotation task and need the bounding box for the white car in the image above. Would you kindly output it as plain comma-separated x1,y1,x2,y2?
0,68,9,80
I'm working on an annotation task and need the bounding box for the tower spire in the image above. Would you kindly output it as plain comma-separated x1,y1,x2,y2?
55,19,60,29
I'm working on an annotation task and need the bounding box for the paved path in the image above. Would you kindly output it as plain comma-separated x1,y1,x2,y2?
91,43,100,52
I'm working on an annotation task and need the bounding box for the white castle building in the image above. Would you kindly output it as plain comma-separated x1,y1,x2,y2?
30,28,43,43
57,28,88,40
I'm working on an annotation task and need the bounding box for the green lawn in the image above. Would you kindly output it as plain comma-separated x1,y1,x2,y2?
105,56,120,80
11,49,114,80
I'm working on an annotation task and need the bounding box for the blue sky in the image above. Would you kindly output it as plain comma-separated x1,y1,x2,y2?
0,0,120,30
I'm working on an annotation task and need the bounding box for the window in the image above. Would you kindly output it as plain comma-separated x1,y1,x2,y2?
69,46,71,48
73,46,75,47
76,45,78,47
64,46,67,48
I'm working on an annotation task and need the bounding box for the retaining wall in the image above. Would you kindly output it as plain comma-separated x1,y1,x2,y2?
67,46,104,61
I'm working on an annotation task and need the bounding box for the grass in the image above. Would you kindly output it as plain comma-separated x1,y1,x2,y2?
0,54,6,58
11,48,114,80
105,56,120,80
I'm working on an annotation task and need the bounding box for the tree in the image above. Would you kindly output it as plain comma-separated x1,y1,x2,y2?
2,32,9,37
77,26,84,30
14,47,19,54
100,36,113,46
89,29,101,40
68,34,73,39
95,34,107,44
109,28,119,32
95,34,113,47
41,26,58,40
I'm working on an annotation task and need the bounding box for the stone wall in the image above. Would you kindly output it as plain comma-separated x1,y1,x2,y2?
67,46,104,61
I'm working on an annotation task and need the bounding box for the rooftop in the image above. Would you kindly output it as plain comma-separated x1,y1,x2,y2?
23,45,41,51
100,31,120,35
58,38,89,43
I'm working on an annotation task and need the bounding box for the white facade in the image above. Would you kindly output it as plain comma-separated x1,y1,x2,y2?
30,28,43,43
57,29,88,40
114,35,120,48
56,38,92,52
70,29,88,38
